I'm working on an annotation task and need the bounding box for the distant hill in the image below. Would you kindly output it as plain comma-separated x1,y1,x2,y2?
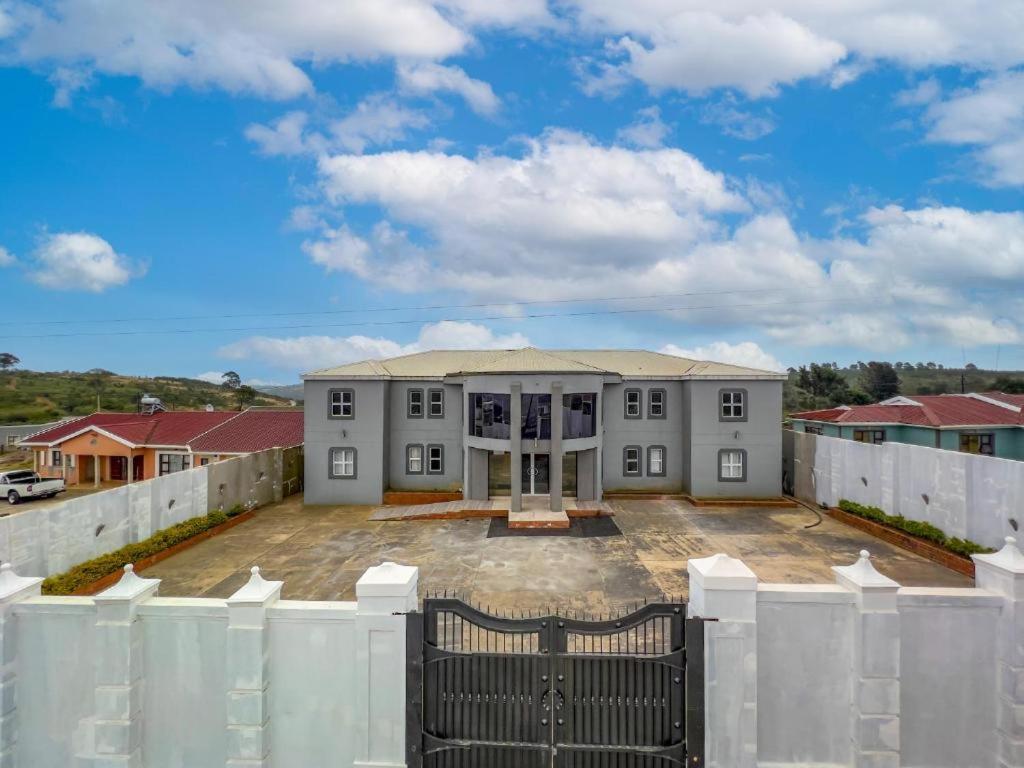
255,383,304,402
0,369,293,425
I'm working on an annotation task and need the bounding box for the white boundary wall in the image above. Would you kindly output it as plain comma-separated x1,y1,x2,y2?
0,448,285,578
794,432,1023,550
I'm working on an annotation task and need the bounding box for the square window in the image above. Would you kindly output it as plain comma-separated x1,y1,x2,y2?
719,449,746,481
330,389,354,419
624,389,642,419
407,445,423,474
960,433,995,455
648,446,665,476
649,389,666,418
428,389,444,418
331,447,356,478
720,390,746,421
624,446,641,475
408,389,424,418
854,429,885,445
427,445,444,474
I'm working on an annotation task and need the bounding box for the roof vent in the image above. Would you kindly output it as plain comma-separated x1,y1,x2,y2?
205,404,215,412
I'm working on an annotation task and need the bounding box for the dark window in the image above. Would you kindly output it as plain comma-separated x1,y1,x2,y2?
649,389,666,419
427,444,444,474
720,389,746,421
853,429,885,445
804,425,824,435
624,389,642,419
200,458,210,466
50,449,62,467
329,388,354,419
623,446,641,476
159,453,191,476
407,389,424,418
960,433,995,456
469,394,511,439
406,444,423,474
562,393,597,439
718,449,746,482
428,389,444,418
329,447,356,478
521,394,551,439
648,446,666,476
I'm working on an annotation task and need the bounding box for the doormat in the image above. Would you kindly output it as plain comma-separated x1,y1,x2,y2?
487,516,622,539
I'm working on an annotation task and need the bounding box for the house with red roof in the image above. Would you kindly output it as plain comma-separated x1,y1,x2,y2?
789,392,1024,460
19,408,304,486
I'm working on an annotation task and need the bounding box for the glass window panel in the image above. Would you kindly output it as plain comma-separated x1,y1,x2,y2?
562,393,597,439
469,394,511,438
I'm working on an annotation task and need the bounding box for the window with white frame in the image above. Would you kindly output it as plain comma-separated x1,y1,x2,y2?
624,446,641,475
408,389,424,418
624,389,642,419
50,449,62,467
329,389,354,419
648,389,666,418
427,445,444,474
159,453,191,476
648,446,665,476
330,447,356,478
407,444,423,474
428,389,444,418
719,449,746,481
720,389,746,421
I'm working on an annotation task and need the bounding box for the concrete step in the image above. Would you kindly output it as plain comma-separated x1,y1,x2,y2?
508,507,571,529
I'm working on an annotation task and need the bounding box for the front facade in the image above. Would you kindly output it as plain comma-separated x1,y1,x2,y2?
790,392,1024,460
303,348,785,508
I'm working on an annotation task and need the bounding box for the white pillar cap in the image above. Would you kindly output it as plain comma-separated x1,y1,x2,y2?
356,561,418,598
0,563,43,601
228,566,283,605
833,550,899,592
688,553,757,591
95,564,160,603
973,537,1024,575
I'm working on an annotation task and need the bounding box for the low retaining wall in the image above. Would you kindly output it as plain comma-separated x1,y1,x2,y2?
784,430,1022,550
0,446,301,578
3,540,1021,768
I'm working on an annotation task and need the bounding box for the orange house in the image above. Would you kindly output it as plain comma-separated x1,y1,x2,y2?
20,409,303,486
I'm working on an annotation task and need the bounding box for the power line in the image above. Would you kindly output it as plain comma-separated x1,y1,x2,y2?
0,288,781,327
0,296,859,341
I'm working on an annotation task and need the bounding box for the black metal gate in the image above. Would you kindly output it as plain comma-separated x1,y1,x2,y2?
407,598,705,767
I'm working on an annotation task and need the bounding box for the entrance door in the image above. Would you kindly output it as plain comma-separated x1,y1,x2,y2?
521,453,550,495
110,456,127,481
132,455,145,481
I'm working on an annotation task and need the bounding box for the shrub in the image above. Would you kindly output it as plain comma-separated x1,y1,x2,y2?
42,510,236,596
226,503,246,518
837,499,993,558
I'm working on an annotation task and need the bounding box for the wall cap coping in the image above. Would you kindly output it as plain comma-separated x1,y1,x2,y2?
0,563,43,601
973,537,1024,575
688,553,757,590
356,561,418,597
897,587,1003,608
757,584,855,604
833,550,899,592
95,564,160,603
228,566,283,605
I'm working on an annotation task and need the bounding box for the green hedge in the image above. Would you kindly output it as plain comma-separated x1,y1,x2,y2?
42,509,234,596
838,499,993,558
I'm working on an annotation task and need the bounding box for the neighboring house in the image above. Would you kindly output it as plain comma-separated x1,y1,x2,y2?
789,392,1024,459
19,408,303,485
0,419,71,450
302,347,785,507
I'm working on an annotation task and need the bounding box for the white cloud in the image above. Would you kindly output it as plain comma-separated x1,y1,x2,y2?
329,94,430,153
195,371,226,384
615,106,669,148
220,320,531,372
700,97,776,140
660,341,785,372
0,246,15,267
29,232,144,292
895,77,941,107
48,66,91,108
397,61,500,116
245,111,313,157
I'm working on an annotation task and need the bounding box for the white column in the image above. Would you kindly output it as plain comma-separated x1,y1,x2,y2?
354,562,418,768
226,566,282,768
0,564,43,768
974,537,1024,768
688,553,758,768
834,550,901,768
550,382,563,512
510,383,522,513
93,564,160,768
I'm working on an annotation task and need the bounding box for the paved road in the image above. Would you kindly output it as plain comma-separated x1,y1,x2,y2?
142,497,971,613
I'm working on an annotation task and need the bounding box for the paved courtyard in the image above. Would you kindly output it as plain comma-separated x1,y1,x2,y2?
143,496,971,612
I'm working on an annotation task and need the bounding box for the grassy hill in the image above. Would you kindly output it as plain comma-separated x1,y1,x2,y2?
0,369,292,425
255,383,304,402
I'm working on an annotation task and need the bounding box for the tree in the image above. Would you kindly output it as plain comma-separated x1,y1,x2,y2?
85,368,111,411
965,363,978,371
794,363,855,409
0,353,19,371
236,384,257,410
991,377,1024,394
221,371,241,390
860,361,901,401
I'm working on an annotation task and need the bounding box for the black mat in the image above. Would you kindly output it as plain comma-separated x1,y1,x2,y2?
486,515,622,539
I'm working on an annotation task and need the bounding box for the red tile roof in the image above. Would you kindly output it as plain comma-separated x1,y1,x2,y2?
23,411,240,447
790,394,1023,427
189,410,304,454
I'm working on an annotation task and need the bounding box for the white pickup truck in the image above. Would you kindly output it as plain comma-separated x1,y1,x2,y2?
0,470,65,505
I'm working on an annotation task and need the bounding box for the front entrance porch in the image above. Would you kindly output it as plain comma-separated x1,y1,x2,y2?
370,496,613,528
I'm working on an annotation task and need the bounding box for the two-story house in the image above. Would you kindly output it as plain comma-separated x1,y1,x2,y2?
303,348,785,509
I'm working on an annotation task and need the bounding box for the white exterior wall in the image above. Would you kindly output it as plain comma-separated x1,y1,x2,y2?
800,432,1023,550
0,448,286,578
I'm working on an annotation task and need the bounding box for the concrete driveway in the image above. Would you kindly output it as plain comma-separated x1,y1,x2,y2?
141,497,971,613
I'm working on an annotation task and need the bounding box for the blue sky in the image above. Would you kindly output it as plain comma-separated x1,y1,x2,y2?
1,1,1023,383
